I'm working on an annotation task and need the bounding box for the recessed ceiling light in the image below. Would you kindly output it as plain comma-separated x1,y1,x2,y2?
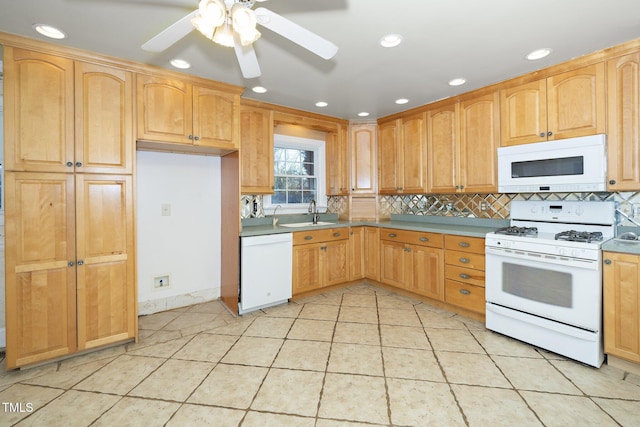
170,59,191,69
448,78,466,86
380,34,402,48
33,24,66,39
358,112,370,117
395,98,409,105
526,48,552,60
315,101,328,107
252,86,267,93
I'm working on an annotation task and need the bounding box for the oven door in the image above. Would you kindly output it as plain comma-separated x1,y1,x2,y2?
485,246,602,331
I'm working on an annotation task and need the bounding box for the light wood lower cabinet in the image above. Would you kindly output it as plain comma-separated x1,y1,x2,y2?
603,251,640,364
349,227,364,281
5,172,136,369
379,229,444,301
292,228,349,295
444,235,486,314
364,227,380,281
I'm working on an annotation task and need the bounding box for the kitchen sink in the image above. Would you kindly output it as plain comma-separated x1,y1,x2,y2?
279,221,336,228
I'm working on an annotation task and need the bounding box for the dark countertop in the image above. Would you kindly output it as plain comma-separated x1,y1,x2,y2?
240,214,509,239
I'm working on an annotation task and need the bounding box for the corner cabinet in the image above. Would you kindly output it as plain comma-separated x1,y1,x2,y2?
240,105,274,194
326,126,350,196
349,123,377,194
603,252,640,364
3,47,137,369
136,74,239,152
607,52,640,191
500,63,606,146
378,113,427,194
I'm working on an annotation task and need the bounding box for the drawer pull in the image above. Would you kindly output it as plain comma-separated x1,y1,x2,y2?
458,242,470,248
419,237,429,242
459,257,470,263
459,289,471,295
333,232,341,237
459,273,470,279
388,233,397,238
304,236,313,240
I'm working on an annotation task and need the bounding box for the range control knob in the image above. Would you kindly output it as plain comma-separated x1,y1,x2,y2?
558,248,567,256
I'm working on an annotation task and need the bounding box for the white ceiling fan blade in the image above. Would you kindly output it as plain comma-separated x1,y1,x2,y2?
142,9,198,52
254,7,338,60
233,33,262,78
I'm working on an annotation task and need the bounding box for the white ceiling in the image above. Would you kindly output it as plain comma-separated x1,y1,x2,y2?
1,0,639,120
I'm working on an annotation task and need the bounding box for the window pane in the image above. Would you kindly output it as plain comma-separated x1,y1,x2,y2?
302,178,316,190
274,148,285,162
288,191,302,204
275,161,287,175
286,149,301,163
272,191,286,204
303,150,314,162
274,176,286,190
303,163,314,175
287,177,302,190
302,192,316,203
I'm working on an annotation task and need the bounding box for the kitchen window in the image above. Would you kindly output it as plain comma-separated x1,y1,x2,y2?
264,134,326,214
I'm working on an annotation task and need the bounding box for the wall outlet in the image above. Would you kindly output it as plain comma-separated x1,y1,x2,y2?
154,275,170,288
480,202,489,211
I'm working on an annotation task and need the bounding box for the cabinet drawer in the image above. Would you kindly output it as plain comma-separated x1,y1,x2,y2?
293,228,348,245
445,235,484,253
445,265,485,287
445,250,485,270
380,228,443,248
445,280,485,314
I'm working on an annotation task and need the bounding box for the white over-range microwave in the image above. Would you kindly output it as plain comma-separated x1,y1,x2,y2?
497,134,607,193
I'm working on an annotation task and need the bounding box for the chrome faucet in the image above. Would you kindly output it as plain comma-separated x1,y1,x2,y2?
272,204,282,227
308,199,319,224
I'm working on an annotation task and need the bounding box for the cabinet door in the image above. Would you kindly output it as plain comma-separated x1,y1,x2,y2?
378,120,401,194
364,227,380,281
193,86,238,149
400,113,427,193
4,172,77,369
380,240,410,288
411,245,444,301
240,106,274,194
349,227,364,280
326,127,349,195
427,104,458,193
459,92,499,193
350,124,377,194
292,244,323,295
603,252,640,363
325,240,349,286
547,63,606,140
607,53,640,191
75,62,134,174
500,80,547,146
4,48,75,172
76,174,136,350
136,74,192,144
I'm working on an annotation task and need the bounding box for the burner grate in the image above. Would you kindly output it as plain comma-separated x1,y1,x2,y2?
495,226,538,236
555,230,603,243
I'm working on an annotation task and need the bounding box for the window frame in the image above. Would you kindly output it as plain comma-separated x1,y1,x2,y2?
264,134,326,215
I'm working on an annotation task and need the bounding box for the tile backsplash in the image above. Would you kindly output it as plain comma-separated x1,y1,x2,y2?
242,192,640,225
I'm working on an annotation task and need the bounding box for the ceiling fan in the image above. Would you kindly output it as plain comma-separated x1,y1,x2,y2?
141,0,338,78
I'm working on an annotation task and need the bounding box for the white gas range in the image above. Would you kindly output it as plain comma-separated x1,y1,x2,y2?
485,200,616,367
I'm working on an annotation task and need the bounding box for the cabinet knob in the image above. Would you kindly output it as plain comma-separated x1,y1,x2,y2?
321,246,327,251
459,257,470,263
75,162,83,167
604,259,612,265
304,236,313,241
333,232,341,237
188,134,194,140
458,242,470,248
609,180,616,185
66,161,73,167
540,132,546,137
459,273,471,279
404,247,411,252
455,185,460,189
419,237,429,242
194,136,200,141
547,131,553,137
388,233,397,238
68,261,75,267
459,289,471,295
77,260,84,266
460,185,464,190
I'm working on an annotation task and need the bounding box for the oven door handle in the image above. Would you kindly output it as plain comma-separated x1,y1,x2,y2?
485,246,600,270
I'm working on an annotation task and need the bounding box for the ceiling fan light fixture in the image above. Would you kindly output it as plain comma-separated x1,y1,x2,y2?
192,0,226,39
231,4,261,46
212,23,235,47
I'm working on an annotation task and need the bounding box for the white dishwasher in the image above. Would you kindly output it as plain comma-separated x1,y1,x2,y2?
239,233,293,315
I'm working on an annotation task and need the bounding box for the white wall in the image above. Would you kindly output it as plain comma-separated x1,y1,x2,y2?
136,151,221,314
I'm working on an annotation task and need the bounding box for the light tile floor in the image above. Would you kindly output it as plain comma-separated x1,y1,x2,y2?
1,283,639,426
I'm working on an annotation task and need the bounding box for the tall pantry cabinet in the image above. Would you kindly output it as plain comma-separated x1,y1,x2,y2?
3,47,136,369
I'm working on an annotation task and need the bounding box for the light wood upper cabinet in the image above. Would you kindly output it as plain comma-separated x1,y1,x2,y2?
500,64,606,146
240,105,274,194
75,62,134,174
136,74,239,150
350,123,377,194
4,48,75,173
3,48,134,174
427,93,498,193
326,126,350,195
603,252,640,364
378,114,427,194
607,52,640,191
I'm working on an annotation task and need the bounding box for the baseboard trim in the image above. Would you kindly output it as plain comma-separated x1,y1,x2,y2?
138,288,220,315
